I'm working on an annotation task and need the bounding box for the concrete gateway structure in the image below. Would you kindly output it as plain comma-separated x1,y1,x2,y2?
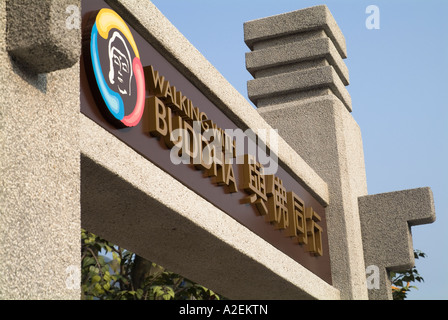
0,0,436,300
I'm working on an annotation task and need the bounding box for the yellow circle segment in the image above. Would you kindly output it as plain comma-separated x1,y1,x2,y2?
96,8,140,59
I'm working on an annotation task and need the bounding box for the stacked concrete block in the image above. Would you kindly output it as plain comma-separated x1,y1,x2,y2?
245,5,368,299
245,5,351,111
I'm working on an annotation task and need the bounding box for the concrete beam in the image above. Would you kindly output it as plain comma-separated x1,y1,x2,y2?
80,115,340,300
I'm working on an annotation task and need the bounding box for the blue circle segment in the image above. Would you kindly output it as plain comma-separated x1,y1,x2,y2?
90,23,125,121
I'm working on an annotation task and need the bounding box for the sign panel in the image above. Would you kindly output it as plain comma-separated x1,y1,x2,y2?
81,0,332,284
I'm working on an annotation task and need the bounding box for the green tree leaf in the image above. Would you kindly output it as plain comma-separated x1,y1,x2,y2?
81,229,226,300
392,249,427,300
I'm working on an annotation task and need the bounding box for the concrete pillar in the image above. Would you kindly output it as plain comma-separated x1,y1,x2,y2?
0,0,81,299
245,5,369,299
359,188,436,300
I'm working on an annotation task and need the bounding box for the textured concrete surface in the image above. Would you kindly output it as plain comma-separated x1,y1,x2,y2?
246,36,349,85
80,115,340,300
248,65,352,112
0,1,81,299
1,0,435,301
244,5,351,113
259,97,369,300
6,0,81,74
247,5,368,299
244,5,347,59
104,0,330,207
358,188,436,300
251,5,436,300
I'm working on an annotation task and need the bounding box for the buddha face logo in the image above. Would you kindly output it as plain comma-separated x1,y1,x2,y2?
108,31,133,96
89,8,145,128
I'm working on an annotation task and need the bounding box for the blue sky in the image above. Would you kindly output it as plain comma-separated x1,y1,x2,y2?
151,0,448,300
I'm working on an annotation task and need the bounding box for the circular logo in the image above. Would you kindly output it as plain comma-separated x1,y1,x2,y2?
90,8,145,127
